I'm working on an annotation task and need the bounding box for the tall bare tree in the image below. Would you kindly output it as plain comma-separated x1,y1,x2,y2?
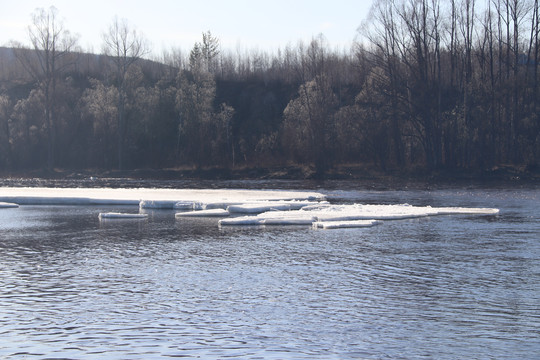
201,31,220,74
102,16,149,170
176,33,235,167
0,94,13,168
14,6,77,170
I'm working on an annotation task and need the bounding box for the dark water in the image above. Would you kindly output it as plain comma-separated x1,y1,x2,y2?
0,182,539,359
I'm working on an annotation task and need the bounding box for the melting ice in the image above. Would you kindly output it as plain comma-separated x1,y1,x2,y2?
0,187,499,229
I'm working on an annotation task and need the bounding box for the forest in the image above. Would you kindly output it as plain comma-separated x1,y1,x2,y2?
0,0,539,179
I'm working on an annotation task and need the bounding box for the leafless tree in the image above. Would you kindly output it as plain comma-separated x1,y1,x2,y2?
102,16,149,170
0,94,13,167
14,6,78,170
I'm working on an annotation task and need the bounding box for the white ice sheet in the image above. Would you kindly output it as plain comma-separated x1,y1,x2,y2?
219,203,499,226
98,212,148,219
175,209,230,217
0,187,325,206
313,219,382,229
0,202,19,208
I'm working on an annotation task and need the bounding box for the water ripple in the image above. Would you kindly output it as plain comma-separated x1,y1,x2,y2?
0,187,539,359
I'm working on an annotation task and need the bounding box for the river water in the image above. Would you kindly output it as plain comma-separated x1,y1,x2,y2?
0,181,538,359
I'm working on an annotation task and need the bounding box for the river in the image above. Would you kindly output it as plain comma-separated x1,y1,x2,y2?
0,180,538,359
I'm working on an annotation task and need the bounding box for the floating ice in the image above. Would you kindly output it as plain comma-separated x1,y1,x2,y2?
174,201,203,210
219,203,499,227
139,200,210,210
139,200,203,210
139,200,177,209
0,187,499,229
432,207,500,215
313,219,382,229
175,209,230,217
0,202,19,208
98,212,148,219
226,200,322,214
217,216,266,226
0,187,325,206
219,212,317,226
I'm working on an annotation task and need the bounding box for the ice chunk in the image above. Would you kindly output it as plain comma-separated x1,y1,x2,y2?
257,210,317,225
173,201,202,210
226,200,320,214
0,187,325,206
313,219,382,229
175,209,230,217
139,199,211,210
0,202,19,208
139,200,177,209
203,202,237,210
313,204,440,221
219,210,317,226
219,203,499,226
263,216,317,225
218,216,265,226
434,207,500,215
98,212,148,219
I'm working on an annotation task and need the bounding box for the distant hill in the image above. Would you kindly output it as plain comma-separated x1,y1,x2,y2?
0,46,175,88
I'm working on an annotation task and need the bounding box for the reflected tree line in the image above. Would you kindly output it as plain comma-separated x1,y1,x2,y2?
0,0,539,175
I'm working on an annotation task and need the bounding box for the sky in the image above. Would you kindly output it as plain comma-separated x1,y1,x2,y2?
0,0,373,57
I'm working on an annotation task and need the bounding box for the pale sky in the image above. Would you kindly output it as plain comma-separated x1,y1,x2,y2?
0,0,373,56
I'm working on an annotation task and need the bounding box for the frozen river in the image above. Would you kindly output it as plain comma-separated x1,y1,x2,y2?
0,180,538,359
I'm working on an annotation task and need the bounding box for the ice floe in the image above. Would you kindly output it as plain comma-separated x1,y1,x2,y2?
313,219,382,229
0,187,500,230
226,200,322,214
140,200,201,210
175,209,230,217
0,187,325,206
218,203,499,227
219,212,317,226
0,202,19,208
99,212,148,219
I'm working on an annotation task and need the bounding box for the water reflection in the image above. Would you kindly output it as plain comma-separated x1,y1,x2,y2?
0,186,538,359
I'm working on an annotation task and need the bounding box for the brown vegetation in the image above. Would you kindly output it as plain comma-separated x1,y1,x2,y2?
0,1,539,180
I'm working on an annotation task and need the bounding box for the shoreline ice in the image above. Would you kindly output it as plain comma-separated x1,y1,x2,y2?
0,187,325,206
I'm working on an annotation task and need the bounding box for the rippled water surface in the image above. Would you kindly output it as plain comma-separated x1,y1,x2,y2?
1,182,539,359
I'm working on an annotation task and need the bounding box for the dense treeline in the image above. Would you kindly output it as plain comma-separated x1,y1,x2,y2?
0,1,539,176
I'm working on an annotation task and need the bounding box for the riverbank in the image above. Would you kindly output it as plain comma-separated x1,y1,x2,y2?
1,164,539,189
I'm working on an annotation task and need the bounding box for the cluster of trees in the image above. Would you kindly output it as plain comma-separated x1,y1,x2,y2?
359,0,540,171
0,1,539,176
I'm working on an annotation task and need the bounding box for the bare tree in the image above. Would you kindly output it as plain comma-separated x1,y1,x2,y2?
102,16,149,170
0,94,13,168
201,31,220,74
282,74,337,173
79,79,119,167
14,6,78,170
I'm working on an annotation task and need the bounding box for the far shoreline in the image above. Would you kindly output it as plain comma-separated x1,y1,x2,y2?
0,164,538,190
